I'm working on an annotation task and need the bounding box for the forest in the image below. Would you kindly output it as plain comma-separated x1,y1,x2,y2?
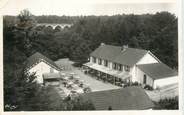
3,10,178,110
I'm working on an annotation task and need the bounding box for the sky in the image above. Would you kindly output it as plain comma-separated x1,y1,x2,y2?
0,0,178,16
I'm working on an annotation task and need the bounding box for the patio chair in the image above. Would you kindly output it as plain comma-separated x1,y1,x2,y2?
74,79,79,84
63,81,68,87
79,83,83,88
67,84,73,89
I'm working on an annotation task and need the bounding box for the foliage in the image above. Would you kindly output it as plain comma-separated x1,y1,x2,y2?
28,86,65,111
17,9,36,28
4,70,39,111
83,87,92,93
154,96,178,110
53,12,178,68
3,9,97,111
123,82,141,88
35,15,79,24
4,11,178,68
63,96,95,110
144,85,154,90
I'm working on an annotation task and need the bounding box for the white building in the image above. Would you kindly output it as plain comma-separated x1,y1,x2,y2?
25,52,61,84
83,43,178,89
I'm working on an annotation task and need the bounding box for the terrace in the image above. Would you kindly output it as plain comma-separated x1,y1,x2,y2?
42,58,120,98
62,70,120,92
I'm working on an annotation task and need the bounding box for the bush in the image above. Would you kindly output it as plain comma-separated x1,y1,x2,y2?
154,96,178,110
72,62,82,67
83,87,92,93
123,82,141,88
84,70,88,74
144,85,153,90
64,96,95,110
131,82,141,86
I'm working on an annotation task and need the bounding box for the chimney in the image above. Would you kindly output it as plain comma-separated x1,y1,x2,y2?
121,45,128,51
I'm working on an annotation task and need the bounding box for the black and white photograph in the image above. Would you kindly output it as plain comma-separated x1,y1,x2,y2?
0,0,182,112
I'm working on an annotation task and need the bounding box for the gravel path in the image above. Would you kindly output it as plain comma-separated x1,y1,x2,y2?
55,59,120,92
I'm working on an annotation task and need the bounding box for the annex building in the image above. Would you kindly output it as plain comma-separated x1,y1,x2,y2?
83,43,178,89
24,52,61,84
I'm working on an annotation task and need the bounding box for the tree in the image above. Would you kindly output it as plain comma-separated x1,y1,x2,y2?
4,68,65,111
54,25,62,32
154,96,178,110
14,9,37,56
17,9,36,28
63,96,95,110
3,10,64,111
4,70,38,111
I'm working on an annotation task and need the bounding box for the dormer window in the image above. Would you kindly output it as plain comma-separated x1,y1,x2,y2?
104,60,108,67
93,57,96,63
118,64,122,71
124,65,130,72
113,63,117,70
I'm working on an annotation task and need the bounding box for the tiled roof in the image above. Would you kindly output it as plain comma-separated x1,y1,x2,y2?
25,52,61,71
114,48,148,66
90,44,148,66
81,86,154,110
137,63,178,80
90,45,122,61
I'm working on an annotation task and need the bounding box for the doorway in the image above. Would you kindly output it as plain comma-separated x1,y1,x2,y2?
143,74,147,84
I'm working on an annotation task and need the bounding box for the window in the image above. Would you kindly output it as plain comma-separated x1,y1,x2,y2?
93,57,96,63
124,65,130,72
104,60,108,67
143,74,147,84
118,64,122,71
113,63,117,70
113,63,115,69
98,58,102,65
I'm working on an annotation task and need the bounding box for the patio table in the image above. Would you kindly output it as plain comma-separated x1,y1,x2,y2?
85,83,90,86
74,76,80,79
76,88,84,93
72,84,78,88
70,72,75,75
60,73,66,76
68,81,73,85
63,76,70,80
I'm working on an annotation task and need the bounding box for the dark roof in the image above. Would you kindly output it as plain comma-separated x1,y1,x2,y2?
90,44,148,66
81,86,154,110
90,45,122,61
114,48,148,66
25,52,61,71
137,63,178,80
43,73,61,80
